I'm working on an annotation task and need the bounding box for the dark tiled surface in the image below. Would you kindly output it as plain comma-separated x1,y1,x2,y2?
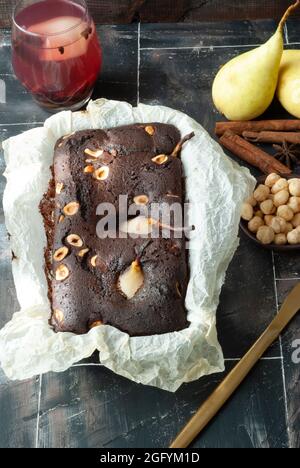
286,19,300,43
0,30,12,74
0,124,39,328
0,75,50,124
0,21,299,448
0,369,40,448
140,19,280,49
217,233,280,358
94,25,138,105
38,360,288,449
276,279,300,449
273,251,300,280
139,46,256,135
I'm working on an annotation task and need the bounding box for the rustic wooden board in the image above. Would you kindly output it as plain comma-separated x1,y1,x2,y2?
1,0,300,27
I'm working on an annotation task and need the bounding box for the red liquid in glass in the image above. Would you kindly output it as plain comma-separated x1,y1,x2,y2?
12,0,102,109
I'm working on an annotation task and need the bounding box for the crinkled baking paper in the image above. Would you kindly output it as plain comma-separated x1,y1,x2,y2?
0,99,255,391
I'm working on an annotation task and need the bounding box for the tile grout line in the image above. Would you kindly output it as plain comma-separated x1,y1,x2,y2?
271,250,290,448
140,41,300,52
70,357,283,368
72,363,104,367
0,122,44,127
224,357,283,362
284,24,289,45
275,277,299,281
137,22,141,106
35,374,43,449
278,334,290,447
140,43,263,51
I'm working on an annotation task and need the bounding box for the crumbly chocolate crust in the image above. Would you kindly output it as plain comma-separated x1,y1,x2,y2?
40,123,190,336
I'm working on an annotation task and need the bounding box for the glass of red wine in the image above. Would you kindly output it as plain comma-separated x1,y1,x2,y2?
12,0,102,111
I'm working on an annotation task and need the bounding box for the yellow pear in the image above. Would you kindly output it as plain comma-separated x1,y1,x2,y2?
277,50,300,118
212,1,300,121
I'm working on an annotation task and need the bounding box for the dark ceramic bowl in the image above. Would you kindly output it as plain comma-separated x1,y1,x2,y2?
240,174,300,251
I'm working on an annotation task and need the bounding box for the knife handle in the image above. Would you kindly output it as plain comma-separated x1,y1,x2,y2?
170,282,300,448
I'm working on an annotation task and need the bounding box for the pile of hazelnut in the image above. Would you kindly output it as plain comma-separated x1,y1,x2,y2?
241,174,300,246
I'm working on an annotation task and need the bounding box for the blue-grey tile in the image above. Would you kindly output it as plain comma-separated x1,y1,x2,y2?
94,25,138,105
286,19,300,43
0,369,39,448
192,359,288,448
218,233,280,358
276,279,300,449
140,20,280,49
139,43,292,140
0,124,40,328
38,360,288,448
273,251,300,280
139,46,253,136
0,30,12,75
0,74,51,124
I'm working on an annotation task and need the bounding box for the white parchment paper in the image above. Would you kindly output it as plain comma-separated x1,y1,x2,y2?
0,99,255,391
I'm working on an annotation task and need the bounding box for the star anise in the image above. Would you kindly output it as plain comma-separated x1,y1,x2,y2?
273,141,300,169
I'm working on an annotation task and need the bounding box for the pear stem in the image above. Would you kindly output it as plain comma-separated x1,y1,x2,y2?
278,0,300,31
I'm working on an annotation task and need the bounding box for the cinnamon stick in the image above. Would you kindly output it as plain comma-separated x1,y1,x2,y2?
215,120,300,136
243,131,300,144
219,131,292,175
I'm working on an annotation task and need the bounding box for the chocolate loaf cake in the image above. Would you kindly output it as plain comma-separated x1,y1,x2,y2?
41,123,190,336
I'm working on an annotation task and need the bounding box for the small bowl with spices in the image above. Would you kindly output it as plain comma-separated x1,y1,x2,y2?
240,173,300,251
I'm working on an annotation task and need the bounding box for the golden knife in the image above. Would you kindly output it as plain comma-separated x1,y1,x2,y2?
170,281,300,448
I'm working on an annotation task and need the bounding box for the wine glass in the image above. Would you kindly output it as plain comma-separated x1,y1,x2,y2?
12,0,102,111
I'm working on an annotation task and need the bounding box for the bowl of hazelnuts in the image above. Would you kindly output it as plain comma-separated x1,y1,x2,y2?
240,173,300,250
